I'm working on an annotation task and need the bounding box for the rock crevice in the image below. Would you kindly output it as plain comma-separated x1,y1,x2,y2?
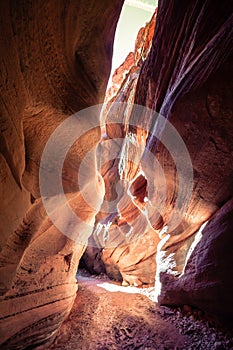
0,0,233,348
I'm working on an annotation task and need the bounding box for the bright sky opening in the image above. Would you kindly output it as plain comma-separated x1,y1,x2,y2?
110,0,158,81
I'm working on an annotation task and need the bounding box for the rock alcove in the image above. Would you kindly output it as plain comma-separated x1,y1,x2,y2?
0,1,233,349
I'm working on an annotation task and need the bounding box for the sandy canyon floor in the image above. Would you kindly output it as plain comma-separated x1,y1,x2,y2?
48,270,233,350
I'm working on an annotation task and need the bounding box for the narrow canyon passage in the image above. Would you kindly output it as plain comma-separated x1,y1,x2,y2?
0,0,232,349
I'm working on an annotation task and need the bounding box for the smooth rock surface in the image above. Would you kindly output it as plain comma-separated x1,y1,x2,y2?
83,0,233,323
0,1,123,348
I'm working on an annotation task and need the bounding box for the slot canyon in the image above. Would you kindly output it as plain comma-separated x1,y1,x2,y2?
0,1,232,349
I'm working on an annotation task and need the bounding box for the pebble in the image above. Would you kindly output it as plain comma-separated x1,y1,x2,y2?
159,305,232,350
214,341,223,349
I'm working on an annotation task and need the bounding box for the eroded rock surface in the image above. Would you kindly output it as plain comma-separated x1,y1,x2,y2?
82,10,158,287
159,197,233,324
0,0,123,348
105,10,156,104
83,0,233,323
0,0,233,348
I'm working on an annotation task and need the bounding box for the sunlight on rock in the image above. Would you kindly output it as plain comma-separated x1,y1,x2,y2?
0,0,232,348
155,228,179,301
97,282,157,302
180,220,209,277
97,282,139,293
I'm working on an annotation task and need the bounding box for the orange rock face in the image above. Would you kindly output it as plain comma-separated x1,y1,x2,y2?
0,1,233,347
0,0,123,348
83,0,233,324
83,12,158,287
105,10,156,105
133,1,233,323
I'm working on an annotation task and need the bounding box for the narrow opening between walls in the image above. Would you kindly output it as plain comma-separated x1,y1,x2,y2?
108,0,157,89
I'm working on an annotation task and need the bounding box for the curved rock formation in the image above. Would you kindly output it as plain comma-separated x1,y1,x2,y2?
0,0,123,348
82,10,158,286
159,197,233,324
0,0,233,348
135,0,233,323
83,0,233,323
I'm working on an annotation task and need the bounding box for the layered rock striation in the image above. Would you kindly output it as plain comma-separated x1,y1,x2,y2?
0,1,233,348
82,11,158,286
84,0,233,323
0,0,123,348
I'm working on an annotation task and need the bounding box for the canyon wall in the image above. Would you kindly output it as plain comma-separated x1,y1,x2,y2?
82,11,158,286
0,1,123,348
0,0,233,348
135,0,233,323
84,0,233,323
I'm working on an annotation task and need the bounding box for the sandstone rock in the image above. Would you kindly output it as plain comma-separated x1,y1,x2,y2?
105,10,156,104
126,0,232,322
159,197,233,324
83,0,233,323
135,0,233,322
0,0,123,348
83,9,158,286
1,0,233,347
